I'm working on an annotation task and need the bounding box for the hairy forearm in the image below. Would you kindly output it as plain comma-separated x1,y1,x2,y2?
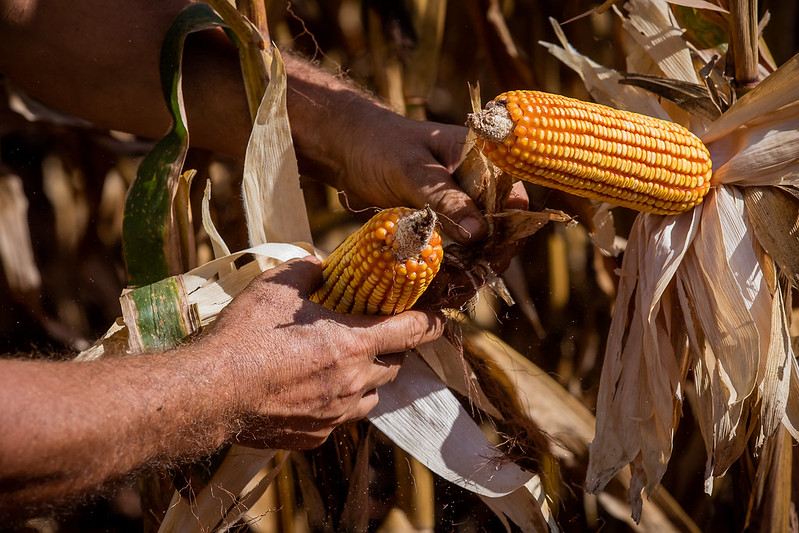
0,344,235,516
283,53,393,185
0,0,388,165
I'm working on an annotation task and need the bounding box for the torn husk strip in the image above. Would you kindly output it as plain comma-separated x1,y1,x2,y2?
367,352,535,498
242,47,312,246
201,179,232,260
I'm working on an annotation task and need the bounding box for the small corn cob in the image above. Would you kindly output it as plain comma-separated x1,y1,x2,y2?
310,206,443,315
467,90,712,215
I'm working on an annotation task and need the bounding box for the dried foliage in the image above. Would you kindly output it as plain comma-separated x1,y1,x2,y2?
2,0,799,532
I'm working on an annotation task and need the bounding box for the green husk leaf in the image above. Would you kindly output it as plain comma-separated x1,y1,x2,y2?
671,6,729,51
120,276,200,353
121,3,227,286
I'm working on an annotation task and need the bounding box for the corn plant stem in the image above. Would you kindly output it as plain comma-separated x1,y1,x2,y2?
404,0,447,121
729,0,759,89
236,0,270,44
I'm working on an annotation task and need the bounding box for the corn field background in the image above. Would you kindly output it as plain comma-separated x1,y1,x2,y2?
2,0,799,531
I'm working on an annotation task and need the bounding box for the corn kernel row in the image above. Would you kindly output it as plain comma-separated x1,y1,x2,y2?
468,90,712,215
310,207,443,315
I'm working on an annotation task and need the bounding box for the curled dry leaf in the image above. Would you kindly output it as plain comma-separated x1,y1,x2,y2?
743,186,799,287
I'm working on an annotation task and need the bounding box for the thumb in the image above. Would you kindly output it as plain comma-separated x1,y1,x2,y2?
424,181,487,244
346,309,446,356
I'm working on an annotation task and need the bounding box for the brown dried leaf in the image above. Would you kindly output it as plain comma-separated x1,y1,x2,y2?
619,74,722,123
492,209,574,245
744,186,799,287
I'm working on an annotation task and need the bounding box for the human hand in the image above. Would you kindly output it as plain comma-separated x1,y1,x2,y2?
328,108,491,243
326,108,530,310
201,256,445,450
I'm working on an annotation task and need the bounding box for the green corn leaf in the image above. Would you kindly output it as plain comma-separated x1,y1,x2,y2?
122,3,228,287
121,275,200,352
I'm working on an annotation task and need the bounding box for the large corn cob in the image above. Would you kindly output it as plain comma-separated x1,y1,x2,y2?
467,90,712,215
310,206,443,315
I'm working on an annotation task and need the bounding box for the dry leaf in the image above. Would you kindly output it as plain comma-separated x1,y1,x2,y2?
368,352,535,498
242,47,312,246
0,174,41,294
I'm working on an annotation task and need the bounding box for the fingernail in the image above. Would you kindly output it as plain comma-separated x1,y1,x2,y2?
457,216,485,241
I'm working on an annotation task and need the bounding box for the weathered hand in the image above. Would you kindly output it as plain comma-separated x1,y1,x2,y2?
331,108,486,242
202,256,445,449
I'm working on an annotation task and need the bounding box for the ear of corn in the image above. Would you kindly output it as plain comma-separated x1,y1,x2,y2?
467,90,712,215
310,206,443,315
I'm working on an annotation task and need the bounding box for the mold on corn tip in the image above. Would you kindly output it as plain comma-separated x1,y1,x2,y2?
310,206,443,315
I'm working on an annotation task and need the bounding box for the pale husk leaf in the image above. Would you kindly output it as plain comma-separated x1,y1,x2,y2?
744,186,799,286
701,52,799,144
0,174,41,293
709,112,799,186
782,355,799,441
479,477,558,533
242,47,312,246
758,259,791,444
368,352,535,498
679,187,765,402
620,0,697,84
74,318,128,362
675,186,773,490
414,337,503,419
586,207,701,516
540,18,671,119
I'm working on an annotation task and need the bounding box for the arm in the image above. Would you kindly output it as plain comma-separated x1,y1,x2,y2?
0,257,444,518
0,0,520,242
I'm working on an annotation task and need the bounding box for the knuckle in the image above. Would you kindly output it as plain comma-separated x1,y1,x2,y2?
404,314,428,346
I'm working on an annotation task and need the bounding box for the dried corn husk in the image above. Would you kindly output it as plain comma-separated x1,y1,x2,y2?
0,174,41,294
543,0,799,523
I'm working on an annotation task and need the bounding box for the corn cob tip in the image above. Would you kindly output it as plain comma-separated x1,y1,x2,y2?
393,205,438,260
466,99,514,144
310,206,444,315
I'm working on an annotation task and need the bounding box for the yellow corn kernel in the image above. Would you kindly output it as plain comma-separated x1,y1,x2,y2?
467,90,712,215
310,206,443,315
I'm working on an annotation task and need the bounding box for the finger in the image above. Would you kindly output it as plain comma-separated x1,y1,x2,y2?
258,255,323,296
348,310,445,356
506,181,530,210
406,167,487,243
360,352,404,392
351,389,381,420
